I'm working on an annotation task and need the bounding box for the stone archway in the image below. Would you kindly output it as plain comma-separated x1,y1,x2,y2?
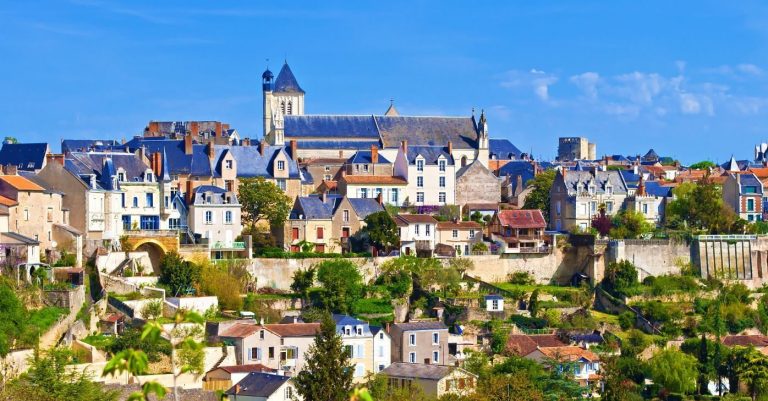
133,241,166,275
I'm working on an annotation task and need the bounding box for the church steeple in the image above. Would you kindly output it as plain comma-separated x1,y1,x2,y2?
384,99,399,116
264,60,304,145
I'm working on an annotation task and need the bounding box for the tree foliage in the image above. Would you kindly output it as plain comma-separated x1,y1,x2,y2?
315,260,363,314
689,161,717,170
738,347,768,401
291,267,316,304
591,204,612,237
158,251,200,297
649,348,698,394
293,313,353,401
610,208,653,239
523,170,556,222
602,260,638,297
361,211,399,251
199,262,244,311
0,278,27,357
238,177,292,228
666,179,739,233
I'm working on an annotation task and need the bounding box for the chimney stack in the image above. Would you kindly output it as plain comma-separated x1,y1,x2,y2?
137,146,147,164
401,140,407,151
447,141,453,155
215,122,222,138
186,180,194,205
321,191,327,203
339,150,344,158
260,140,267,156
189,121,199,138
371,145,378,164
290,140,298,162
207,142,215,161
242,138,250,147
184,135,193,155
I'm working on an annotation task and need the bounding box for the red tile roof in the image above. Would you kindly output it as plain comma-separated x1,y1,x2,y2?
0,195,17,207
341,175,407,185
395,214,439,225
539,346,599,362
436,221,482,230
496,209,546,229
722,335,768,347
0,175,44,191
219,323,263,338
264,323,321,337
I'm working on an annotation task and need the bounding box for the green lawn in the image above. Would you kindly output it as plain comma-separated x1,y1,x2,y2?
353,298,394,315
493,283,583,296
28,307,69,334
591,310,620,325
82,334,114,350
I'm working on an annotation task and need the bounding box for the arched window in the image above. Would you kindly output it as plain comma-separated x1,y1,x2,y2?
287,101,293,115
461,156,468,167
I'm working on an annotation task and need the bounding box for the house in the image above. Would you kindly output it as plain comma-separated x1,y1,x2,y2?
331,196,385,253
455,159,501,208
505,333,566,358
372,326,392,374
498,160,539,206
436,221,482,256
549,169,629,231
489,138,524,161
723,172,764,221
389,321,449,365
625,179,675,226
485,294,504,312
281,195,337,253
395,214,438,257
337,173,408,206
143,120,239,145
333,314,378,381
398,143,457,206
99,313,125,336
531,346,601,387
0,142,50,172
381,362,477,398
203,364,277,392
489,209,548,253
300,157,347,189
224,372,297,401
188,185,243,249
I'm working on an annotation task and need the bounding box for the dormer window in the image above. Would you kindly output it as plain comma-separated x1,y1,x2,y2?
145,172,153,182
417,159,424,172
345,326,351,336
118,172,125,182
439,159,446,172
225,160,233,169
356,326,363,335
606,185,613,195
363,164,369,172
277,161,285,171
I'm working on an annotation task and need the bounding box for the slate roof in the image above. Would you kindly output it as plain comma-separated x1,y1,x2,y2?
498,161,536,193
0,232,39,245
381,362,469,381
376,116,477,149
291,196,334,220
619,170,641,189
393,321,447,331
341,175,407,185
643,181,674,197
348,150,391,164
0,143,49,171
284,115,380,139
61,139,120,153
273,62,304,93
561,170,628,195
737,173,764,194
66,152,150,183
347,198,385,219
489,139,523,160
192,185,239,205
496,209,546,229
215,144,301,179
406,145,454,165
124,139,213,177
333,314,372,336
643,149,660,160
215,364,277,374
485,294,504,300
224,372,290,397
295,140,382,150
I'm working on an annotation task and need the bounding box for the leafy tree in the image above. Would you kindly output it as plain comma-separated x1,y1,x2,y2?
199,262,243,310
361,211,399,251
158,251,200,297
523,169,556,222
293,313,353,401
4,348,119,401
529,289,540,318
591,204,612,237
316,260,363,314
238,177,291,228
737,348,768,401
141,300,163,320
689,161,716,170
610,208,652,239
601,356,644,401
468,372,545,401
3,137,17,144
666,178,738,233
649,348,698,394
107,327,171,362
291,267,316,305
602,260,638,297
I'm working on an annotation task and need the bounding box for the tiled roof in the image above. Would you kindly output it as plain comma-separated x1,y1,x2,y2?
0,175,45,191
489,139,523,160
643,149,660,160
123,139,213,177
539,346,599,362
382,362,470,381
348,150,391,164
292,196,334,220
264,323,321,337
66,152,150,183
561,170,628,195
395,214,439,225
406,146,454,165
0,232,39,245
393,321,447,331
341,175,407,185
61,139,120,153
506,334,538,356
0,195,17,206
216,364,277,374
498,161,536,193
496,209,546,229
193,185,238,205
377,116,477,149
723,335,768,347
302,158,347,165
224,372,290,397
273,62,304,93
643,181,674,197
436,221,482,230
285,115,380,139
295,140,383,150
216,144,301,179
219,323,263,338
0,143,49,171
749,167,768,179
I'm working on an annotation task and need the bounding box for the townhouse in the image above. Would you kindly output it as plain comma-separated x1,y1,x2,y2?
372,326,392,374
395,214,438,257
489,209,548,253
334,314,390,381
381,363,477,398
396,143,456,206
188,185,243,248
0,142,50,172
436,221,482,256
389,321,449,365
625,179,675,226
723,172,764,221
549,169,629,231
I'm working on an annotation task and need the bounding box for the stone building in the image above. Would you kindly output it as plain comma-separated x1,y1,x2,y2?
455,160,501,208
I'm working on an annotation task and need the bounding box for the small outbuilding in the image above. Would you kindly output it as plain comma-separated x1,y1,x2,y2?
484,294,504,312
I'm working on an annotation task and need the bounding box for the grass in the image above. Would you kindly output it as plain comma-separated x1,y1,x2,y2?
591,310,620,325
82,334,114,350
493,283,583,297
249,293,298,300
353,298,394,315
28,307,69,334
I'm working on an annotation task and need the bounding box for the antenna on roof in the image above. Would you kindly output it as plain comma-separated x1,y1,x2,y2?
266,58,270,68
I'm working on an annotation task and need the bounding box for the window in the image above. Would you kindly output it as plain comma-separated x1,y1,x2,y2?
433,351,439,363
360,188,368,198
122,216,131,230
285,387,293,399
417,176,424,187
145,172,153,182
439,176,446,187
605,201,613,213
439,160,446,172
316,226,324,239
425,224,431,236
169,218,180,229
363,164,369,172
432,332,439,345
286,101,293,114
409,352,416,363
277,160,285,171
133,197,138,208
276,179,286,191
492,299,499,310
356,344,364,357
325,166,331,172
469,229,476,238
343,210,349,222
452,229,458,238
345,345,353,357
409,334,416,346
205,211,213,224
417,160,424,171
415,225,420,235
46,207,53,222
146,193,154,208
439,192,446,203
606,186,613,195
250,347,261,360
225,160,233,169
416,192,424,203
345,326,352,336
140,216,159,230
268,347,275,359
225,211,233,224
391,189,398,203
324,174,331,181
118,172,125,182
378,346,384,357
354,364,365,377
748,198,756,212
356,326,363,335
259,329,265,340
121,193,126,208
642,204,649,215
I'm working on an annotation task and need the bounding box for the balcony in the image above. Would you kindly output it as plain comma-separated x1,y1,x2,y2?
212,241,245,250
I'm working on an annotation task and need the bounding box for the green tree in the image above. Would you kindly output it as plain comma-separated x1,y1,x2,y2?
610,208,653,239
291,267,316,305
738,348,768,401
601,356,644,401
361,211,399,251
158,251,200,297
3,137,17,144
238,177,292,228
689,161,716,170
469,372,545,401
0,278,27,357
316,260,363,314
649,348,698,394
602,260,639,297
293,313,353,401
523,170,556,222
198,262,244,310
141,300,163,320
4,348,119,401
529,288,540,318
666,178,738,233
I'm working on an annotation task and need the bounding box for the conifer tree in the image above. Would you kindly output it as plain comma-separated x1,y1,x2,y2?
293,313,353,401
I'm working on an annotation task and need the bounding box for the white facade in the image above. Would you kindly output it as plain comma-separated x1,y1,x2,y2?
396,216,438,255
86,188,124,241
119,175,162,231
188,188,243,248
373,329,392,374
405,155,456,206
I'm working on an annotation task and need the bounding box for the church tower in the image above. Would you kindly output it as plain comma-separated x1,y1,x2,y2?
263,61,305,145
477,110,490,167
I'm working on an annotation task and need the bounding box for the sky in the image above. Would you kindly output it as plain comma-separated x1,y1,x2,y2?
2,1,768,164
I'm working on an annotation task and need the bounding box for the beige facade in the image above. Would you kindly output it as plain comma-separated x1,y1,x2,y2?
281,217,335,253
389,322,449,365
549,170,629,231
218,322,319,374
436,221,482,256
384,364,477,398
455,160,501,207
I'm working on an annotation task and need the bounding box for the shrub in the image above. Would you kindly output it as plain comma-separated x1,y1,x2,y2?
508,272,535,286
619,311,635,330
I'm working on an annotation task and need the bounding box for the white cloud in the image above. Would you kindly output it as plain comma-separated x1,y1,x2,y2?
570,72,600,99
679,93,702,114
499,69,558,102
737,63,763,75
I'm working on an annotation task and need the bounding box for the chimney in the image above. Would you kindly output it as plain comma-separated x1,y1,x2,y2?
447,141,453,155
137,146,147,164
222,123,230,131
376,192,383,206
242,138,250,147
3,165,17,175
46,153,64,166
401,140,407,151
148,121,159,134
290,140,298,162
371,145,378,164
215,122,222,138
260,140,267,156
235,384,241,394
339,150,344,158
189,121,199,137
186,180,194,205
184,134,193,155
153,152,162,176
385,322,391,333
207,142,215,161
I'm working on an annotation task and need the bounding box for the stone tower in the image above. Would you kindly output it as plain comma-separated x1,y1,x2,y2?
263,62,305,145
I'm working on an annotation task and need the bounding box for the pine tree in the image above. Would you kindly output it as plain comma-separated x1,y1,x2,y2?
293,313,353,401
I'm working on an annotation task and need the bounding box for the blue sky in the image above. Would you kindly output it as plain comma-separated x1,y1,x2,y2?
2,1,768,163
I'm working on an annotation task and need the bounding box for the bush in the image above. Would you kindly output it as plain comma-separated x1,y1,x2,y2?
352,298,394,315
619,311,635,330
199,262,244,311
508,272,535,286
141,300,163,320
510,314,548,330
52,252,77,267
107,327,171,362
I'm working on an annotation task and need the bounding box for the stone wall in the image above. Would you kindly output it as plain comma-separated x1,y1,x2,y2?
605,240,690,281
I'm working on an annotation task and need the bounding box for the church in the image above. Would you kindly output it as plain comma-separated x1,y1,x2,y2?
261,62,498,169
